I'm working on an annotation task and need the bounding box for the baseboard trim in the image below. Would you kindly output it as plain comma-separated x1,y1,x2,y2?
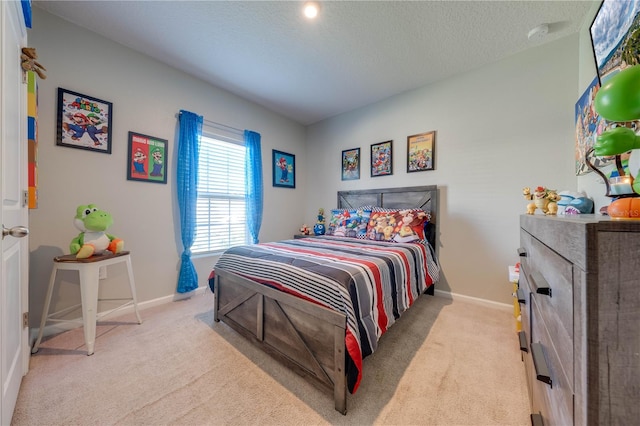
30,286,510,345
433,289,511,312
29,286,210,345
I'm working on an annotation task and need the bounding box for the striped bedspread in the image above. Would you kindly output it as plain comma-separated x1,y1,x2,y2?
212,236,440,393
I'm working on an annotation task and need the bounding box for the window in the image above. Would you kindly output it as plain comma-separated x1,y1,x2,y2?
192,134,247,253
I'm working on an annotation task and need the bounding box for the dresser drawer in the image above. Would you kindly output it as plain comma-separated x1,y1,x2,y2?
521,338,535,413
530,296,573,426
517,269,531,340
520,230,573,386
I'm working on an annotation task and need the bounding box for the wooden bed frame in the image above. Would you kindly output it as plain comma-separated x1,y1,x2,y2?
213,185,438,414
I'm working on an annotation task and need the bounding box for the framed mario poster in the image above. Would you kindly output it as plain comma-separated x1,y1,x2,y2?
126,131,168,184
56,88,112,154
272,149,295,188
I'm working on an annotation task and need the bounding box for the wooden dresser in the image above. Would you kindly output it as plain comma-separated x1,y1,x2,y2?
518,214,640,425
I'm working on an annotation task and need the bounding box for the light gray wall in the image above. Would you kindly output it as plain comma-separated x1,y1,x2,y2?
27,8,306,325
28,5,601,323
305,35,580,304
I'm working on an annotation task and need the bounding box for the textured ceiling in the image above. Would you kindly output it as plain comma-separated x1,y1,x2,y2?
34,1,597,125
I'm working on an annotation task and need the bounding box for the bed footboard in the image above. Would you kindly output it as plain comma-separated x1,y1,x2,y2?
213,269,348,414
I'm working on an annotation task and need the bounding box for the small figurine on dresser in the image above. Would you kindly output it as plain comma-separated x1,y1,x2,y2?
299,224,310,235
313,208,326,235
556,191,594,215
522,186,560,215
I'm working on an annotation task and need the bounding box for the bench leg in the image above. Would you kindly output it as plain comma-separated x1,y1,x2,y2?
125,255,142,324
79,264,100,355
31,266,59,354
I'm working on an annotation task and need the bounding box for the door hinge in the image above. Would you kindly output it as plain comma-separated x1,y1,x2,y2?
23,312,29,328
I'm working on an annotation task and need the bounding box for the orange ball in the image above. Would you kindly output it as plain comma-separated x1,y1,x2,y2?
608,198,640,219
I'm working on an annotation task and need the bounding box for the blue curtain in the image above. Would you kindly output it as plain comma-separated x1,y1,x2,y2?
244,130,263,244
176,110,203,293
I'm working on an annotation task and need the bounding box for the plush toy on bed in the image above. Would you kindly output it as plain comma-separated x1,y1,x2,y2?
69,204,124,258
313,208,326,235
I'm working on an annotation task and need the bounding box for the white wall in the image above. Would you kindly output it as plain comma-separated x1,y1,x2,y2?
28,5,600,322
305,35,580,304
27,8,306,325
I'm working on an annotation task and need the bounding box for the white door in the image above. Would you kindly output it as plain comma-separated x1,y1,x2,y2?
1,1,29,424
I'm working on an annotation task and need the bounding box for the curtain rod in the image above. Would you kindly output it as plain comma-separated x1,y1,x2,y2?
175,112,243,135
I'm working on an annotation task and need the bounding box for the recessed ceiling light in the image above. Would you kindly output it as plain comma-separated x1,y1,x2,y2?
303,2,320,19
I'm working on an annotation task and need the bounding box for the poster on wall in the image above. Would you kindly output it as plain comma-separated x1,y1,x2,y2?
575,76,604,176
371,140,392,177
341,148,360,180
126,132,168,184
590,0,640,84
56,88,112,154
407,131,435,172
272,149,296,188
574,76,635,176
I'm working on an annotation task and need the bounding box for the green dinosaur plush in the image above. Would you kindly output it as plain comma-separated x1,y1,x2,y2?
70,204,124,258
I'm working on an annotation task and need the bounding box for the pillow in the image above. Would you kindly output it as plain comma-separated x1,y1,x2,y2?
366,208,430,243
391,209,429,243
365,210,398,241
326,207,371,238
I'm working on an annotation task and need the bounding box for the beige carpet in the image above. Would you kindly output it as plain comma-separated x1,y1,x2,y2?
12,291,530,425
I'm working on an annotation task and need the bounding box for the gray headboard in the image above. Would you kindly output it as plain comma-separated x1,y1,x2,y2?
337,185,438,249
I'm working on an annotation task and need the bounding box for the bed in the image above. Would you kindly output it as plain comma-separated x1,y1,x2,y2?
210,185,439,414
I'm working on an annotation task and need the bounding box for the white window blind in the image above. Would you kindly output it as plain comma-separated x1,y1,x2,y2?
192,135,247,253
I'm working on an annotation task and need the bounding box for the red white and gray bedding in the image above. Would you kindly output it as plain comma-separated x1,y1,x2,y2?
211,235,440,393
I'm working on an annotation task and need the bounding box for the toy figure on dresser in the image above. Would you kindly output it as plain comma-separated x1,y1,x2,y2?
556,191,594,215
522,186,560,215
313,208,326,235
299,224,310,235
587,65,640,219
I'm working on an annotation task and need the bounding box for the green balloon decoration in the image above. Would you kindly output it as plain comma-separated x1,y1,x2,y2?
594,65,640,122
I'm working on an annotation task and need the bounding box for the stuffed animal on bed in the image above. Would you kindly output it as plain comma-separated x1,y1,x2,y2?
69,204,124,258
313,208,326,235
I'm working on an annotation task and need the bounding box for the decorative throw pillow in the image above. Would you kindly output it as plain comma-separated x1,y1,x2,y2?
365,210,398,242
326,207,371,238
390,209,429,243
366,208,430,243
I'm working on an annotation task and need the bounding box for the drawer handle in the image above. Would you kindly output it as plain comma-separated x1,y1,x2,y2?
517,248,527,257
518,330,528,353
516,288,525,304
531,272,552,297
531,342,552,387
530,413,544,426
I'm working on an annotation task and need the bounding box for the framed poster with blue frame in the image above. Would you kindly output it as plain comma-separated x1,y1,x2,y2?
272,149,295,188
